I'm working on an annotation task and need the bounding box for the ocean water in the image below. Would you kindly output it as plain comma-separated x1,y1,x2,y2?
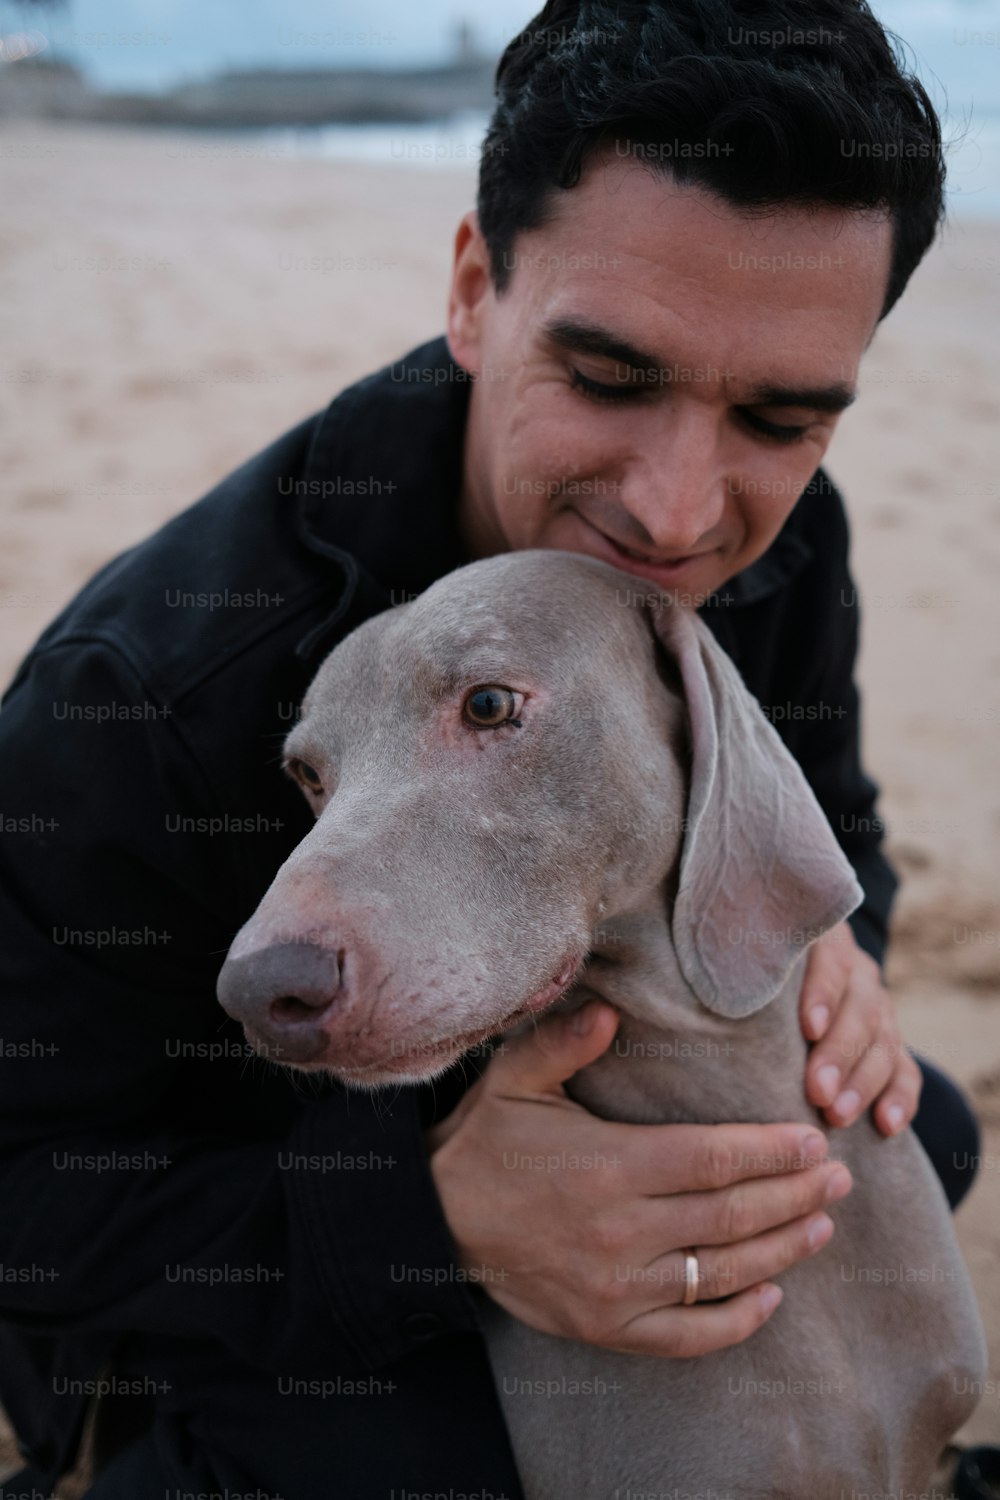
249,112,494,173
245,104,1000,221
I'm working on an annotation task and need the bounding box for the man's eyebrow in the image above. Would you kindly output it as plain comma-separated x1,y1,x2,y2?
543,315,856,411
544,317,660,372
747,382,856,413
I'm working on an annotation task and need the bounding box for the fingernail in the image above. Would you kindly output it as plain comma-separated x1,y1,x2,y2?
885,1104,905,1133
810,1005,830,1036
800,1131,827,1167
571,1003,597,1036
760,1285,783,1314
807,1213,834,1250
833,1089,860,1120
824,1165,852,1203
816,1064,840,1100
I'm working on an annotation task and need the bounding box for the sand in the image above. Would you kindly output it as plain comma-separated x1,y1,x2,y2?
0,119,997,1478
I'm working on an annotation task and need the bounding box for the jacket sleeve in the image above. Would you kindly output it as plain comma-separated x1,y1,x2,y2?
779,485,899,970
0,636,481,1378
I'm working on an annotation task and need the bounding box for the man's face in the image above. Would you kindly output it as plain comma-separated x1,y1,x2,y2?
448,155,893,598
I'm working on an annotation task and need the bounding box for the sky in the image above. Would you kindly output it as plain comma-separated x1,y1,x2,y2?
0,0,998,110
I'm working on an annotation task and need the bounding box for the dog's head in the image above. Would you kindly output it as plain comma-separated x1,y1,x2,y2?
216,550,861,1086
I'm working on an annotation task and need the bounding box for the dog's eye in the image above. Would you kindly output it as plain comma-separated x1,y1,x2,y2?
286,757,324,795
463,685,522,729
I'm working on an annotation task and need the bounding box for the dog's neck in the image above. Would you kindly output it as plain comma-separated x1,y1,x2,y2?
558,886,819,1130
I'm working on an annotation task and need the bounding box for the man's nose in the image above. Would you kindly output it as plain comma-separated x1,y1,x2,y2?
618,402,728,554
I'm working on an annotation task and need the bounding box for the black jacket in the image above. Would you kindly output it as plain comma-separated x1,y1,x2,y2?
0,336,896,1485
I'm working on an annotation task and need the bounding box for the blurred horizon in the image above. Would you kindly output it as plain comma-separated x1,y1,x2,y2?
0,0,998,99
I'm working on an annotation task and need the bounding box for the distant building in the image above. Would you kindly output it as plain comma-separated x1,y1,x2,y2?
452,21,480,66
0,54,94,119
164,59,495,127
0,49,496,128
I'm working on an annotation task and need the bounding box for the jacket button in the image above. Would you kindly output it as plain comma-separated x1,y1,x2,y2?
401,1312,444,1342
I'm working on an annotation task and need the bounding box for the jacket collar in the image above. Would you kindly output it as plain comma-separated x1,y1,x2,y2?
716,522,815,609
293,335,819,654
297,336,473,591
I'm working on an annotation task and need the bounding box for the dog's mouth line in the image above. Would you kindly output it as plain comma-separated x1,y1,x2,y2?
324,955,583,1078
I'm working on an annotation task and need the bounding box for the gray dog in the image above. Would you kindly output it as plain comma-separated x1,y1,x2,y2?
217,549,986,1497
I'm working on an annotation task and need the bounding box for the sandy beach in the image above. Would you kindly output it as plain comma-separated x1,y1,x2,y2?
0,119,997,1476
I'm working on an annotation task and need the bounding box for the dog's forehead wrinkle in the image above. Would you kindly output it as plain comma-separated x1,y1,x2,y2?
417,549,630,626
320,551,647,689
301,568,671,761
308,621,430,715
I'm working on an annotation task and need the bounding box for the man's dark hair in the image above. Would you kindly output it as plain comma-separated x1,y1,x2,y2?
477,0,945,318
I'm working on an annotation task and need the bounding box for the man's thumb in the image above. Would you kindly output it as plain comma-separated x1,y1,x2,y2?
497,999,620,1094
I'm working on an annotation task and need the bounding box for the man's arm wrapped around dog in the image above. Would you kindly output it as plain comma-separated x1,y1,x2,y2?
0,637,484,1381
738,475,921,1135
772,478,898,969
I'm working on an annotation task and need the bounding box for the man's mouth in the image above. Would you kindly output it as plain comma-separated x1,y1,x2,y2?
615,539,696,565
574,511,718,585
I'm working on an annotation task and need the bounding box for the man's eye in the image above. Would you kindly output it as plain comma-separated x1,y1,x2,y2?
285,757,324,794
569,367,643,404
462,685,524,729
739,410,810,445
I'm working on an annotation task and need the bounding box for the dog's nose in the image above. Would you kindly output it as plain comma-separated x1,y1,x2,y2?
216,941,344,1063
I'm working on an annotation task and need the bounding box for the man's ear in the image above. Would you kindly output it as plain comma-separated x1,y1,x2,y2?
645,598,863,1018
446,210,492,379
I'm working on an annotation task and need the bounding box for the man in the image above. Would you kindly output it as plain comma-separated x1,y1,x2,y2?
0,2,980,1496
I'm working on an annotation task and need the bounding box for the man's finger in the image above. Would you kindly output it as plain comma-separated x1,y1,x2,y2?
805,987,882,1110
872,1053,924,1137
641,1208,835,1305
649,1159,852,1249
490,999,621,1097
614,1283,784,1359
825,1030,897,1126
799,923,852,1041
631,1121,830,1196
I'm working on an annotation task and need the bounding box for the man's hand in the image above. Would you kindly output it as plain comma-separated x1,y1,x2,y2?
799,921,922,1135
424,1001,852,1359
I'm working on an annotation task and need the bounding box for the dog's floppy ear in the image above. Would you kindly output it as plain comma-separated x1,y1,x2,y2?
646,598,863,1018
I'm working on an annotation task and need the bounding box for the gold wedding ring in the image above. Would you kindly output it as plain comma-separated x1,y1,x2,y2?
682,1249,700,1306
